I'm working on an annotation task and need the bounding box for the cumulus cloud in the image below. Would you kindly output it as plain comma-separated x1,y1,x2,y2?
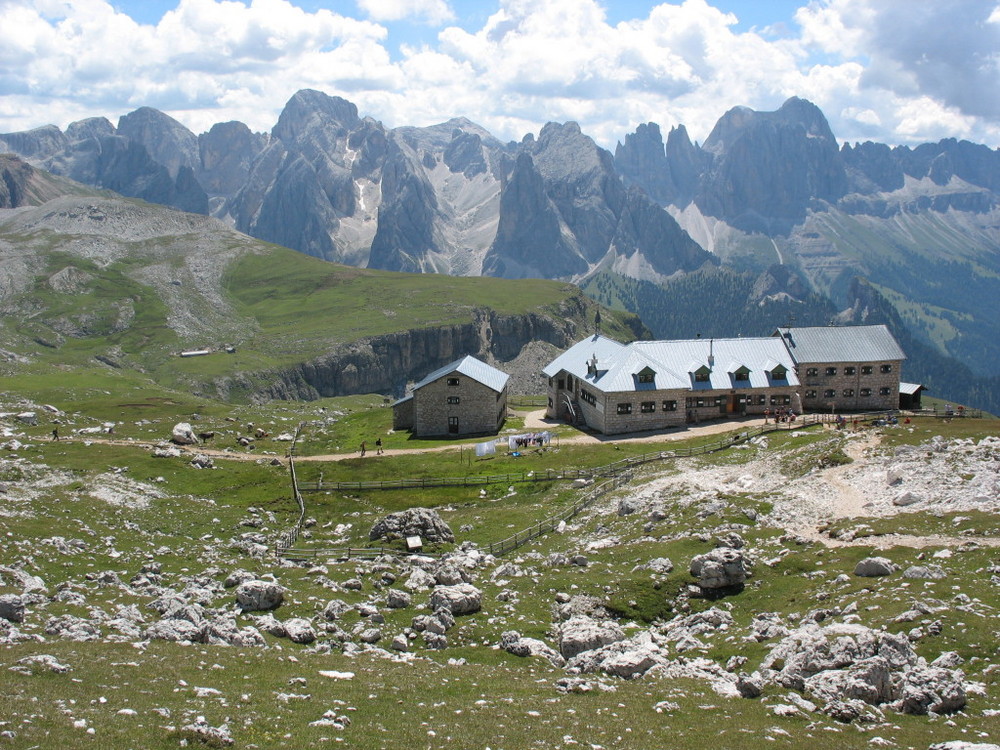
356,0,455,25
797,0,1000,123
0,0,997,148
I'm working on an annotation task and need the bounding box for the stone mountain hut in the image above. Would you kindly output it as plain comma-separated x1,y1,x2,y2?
393,355,509,437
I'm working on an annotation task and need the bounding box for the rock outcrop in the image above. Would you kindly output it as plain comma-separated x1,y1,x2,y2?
369,508,455,544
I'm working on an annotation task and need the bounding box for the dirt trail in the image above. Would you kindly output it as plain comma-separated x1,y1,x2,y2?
68,411,777,463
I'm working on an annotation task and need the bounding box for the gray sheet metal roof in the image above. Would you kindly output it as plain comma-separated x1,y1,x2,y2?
775,325,905,363
547,335,799,394
542,334,627,379
899,382,925,396
412,355,509,393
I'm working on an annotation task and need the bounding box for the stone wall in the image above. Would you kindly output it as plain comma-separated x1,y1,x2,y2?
413,376,506,437
797,359,901,413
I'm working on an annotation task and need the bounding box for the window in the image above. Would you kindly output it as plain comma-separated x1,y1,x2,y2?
845,366,856,376
860,388,872,398
734,367,750,382
770,395,790,405
566,375,574,390
843,389,854,398
824,389,836,398
806,367,819,377
447,377,460,387
547,397,553,408
580,389,596,406
879,387,892,396
641,401,655,413
861,365,873,375
880,364,893,373
694,370,710,382
616,403,632,415
805,390,817,399
448,416,459,434
825,367,837,376
770,365,787,380
447,396,460,405
686,397,708,408
558,378,565,390
637,371,655,384
662,400,677,411
757,395,767,405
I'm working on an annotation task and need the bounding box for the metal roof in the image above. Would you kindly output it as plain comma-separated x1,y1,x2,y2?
899,382,925,396
547,335,800,394
774,325,905,364
541,334,627,379
412,355,509,394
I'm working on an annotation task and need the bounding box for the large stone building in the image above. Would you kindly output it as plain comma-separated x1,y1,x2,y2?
393,355,509,438
773,325,905,413
543,325,906,435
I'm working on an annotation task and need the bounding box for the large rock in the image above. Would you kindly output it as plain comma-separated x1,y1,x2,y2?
369,508,454,543
895,666,967,715
558,615,625,659
761,624,917,689
283,618,317,644
499,630,565,667
0,594,25,623
854,557,896,577
689,547,751,590
429,583,481,616
171,422,198,445
235,580,285,611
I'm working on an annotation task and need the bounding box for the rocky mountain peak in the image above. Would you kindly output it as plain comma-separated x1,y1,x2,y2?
117,106,200,179
66,117,115,142
696,97,848,229
272,89,361,146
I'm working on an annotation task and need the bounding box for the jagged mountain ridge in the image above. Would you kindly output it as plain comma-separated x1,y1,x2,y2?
3,91,998,381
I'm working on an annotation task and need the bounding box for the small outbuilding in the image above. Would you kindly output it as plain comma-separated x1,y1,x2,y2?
393,355,509,438
898,382,926,410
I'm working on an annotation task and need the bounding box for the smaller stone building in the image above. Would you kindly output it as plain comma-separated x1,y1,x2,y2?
393,355,509,438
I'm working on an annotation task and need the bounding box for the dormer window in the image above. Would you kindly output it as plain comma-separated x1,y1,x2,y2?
733,366,750,382
636,366,656,384
770,365,787,381
693,365,711,383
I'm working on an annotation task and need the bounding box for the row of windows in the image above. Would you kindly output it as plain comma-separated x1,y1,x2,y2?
616,400,679,415
805,364,892,377
580,389,597,406
694,366,786,382
804,387,892,399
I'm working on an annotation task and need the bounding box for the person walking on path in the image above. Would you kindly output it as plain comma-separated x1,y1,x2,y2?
375,437,383,455
51,427,59,441
360,441,367,457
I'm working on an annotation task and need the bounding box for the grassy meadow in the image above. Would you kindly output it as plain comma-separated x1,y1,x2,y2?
1,379,999,749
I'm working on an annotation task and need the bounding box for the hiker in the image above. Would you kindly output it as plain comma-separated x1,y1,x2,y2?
375,437,383,455
360,441,367,457
51,427,59,441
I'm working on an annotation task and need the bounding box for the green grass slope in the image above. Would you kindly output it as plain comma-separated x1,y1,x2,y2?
0,195,642,401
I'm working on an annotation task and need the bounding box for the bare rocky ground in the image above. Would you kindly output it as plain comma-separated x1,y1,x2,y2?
1,406,999,748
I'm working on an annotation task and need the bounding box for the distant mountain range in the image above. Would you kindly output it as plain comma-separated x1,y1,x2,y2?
2,92,998,410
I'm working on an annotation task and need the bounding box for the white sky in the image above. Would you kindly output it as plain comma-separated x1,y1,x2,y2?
1,0,997,148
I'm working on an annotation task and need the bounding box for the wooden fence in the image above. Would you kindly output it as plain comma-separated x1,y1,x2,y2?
272,414,835,558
